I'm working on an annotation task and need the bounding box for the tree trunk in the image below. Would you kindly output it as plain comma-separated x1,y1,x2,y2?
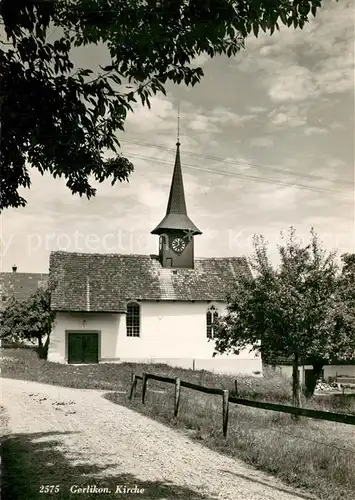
304,361,324,398
37,335,48,359
42,333,50,360
292,354,301,420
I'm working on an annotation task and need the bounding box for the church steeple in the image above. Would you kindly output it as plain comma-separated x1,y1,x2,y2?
166,141,187,215
151,122,202,269
151,140,202,236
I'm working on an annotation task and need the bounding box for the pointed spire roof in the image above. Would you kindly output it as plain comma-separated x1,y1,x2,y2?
151,142,202,235
166,141,186,215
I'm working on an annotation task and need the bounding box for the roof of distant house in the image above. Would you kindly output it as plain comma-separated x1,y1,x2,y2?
0,272,48,311
50,251,251,312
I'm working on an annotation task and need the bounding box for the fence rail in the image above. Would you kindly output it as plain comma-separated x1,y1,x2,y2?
145,373,175,384
129,372,355,438
180,380,224,396
228,396,355,425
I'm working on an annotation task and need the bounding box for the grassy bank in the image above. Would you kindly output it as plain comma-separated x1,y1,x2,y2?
2,348,355,500
1,347,295,401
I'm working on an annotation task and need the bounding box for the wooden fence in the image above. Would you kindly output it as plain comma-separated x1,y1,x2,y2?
129,372,355,438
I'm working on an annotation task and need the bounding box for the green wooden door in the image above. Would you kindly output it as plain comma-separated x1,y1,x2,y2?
68,332,99,364
68,333,83,364
82,333,99,363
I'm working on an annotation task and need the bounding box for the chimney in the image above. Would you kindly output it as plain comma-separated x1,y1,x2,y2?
12,265,17,273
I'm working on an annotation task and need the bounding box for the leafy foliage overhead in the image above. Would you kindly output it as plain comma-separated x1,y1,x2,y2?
1,0,325,209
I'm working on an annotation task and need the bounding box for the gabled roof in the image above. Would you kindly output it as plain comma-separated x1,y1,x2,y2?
151,142,202,235
50,251,251,312
0,272,48,311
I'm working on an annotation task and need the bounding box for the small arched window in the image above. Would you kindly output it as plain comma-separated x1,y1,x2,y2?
126,302,140,337
206,305,218,339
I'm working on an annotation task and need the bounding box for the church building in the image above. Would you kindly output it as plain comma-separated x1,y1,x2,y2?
48,140,261,375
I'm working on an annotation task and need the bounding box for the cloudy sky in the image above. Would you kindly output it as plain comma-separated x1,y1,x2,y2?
1,0,354,272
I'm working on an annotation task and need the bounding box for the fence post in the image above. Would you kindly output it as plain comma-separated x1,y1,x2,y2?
142,373,148,404
129,375,137,400
222,390,229,438
174,377,181,417
234,379,238,397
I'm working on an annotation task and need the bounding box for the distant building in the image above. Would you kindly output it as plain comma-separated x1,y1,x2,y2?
48,140,262,375
0,266,48,313
263,356,355,384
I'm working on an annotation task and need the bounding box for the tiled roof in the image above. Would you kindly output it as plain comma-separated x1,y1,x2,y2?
50,251,251,312
0,272,48,311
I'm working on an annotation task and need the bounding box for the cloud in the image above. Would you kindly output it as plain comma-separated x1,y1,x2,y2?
248,106,268,114
314,50,354,94
245,184,303,213
304,127,328,136
187,107,255,134
184,172,211,197
329,122,346,130
188,113,220,133
126,98,257,142
236,1,354,104
269,105,307,128
209,107,256,125
125,96,175,134
250,136,274,147
191,53,210,67
133,180,168,209
268,65,318,103
326,158,347,169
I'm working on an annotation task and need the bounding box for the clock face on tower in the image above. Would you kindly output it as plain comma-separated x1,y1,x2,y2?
171,237,186,253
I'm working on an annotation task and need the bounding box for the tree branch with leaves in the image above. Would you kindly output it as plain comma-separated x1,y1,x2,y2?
0,0,327,209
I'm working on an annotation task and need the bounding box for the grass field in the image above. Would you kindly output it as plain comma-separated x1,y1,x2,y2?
2,348,355,500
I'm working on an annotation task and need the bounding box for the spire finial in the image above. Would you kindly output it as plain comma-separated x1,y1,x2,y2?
177,101,180,146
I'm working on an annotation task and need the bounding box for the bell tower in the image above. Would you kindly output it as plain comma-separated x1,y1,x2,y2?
151,138,202,269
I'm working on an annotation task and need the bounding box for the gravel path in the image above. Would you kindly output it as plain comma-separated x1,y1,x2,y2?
1,378,317,500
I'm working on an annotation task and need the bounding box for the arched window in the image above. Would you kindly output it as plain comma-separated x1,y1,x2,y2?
206,305,218,339
126,302,140,337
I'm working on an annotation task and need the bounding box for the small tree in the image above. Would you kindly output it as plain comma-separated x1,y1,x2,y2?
327,252,355,368
0,286,55,359
214,227,355,404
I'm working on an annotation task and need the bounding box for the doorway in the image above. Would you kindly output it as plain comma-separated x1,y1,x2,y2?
67,331,99,364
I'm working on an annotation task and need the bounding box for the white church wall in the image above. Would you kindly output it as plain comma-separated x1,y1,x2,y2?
48,301,261,375
47,312,121,363
113,301,261,374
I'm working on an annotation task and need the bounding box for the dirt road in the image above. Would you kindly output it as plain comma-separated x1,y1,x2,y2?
1,378,317,500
